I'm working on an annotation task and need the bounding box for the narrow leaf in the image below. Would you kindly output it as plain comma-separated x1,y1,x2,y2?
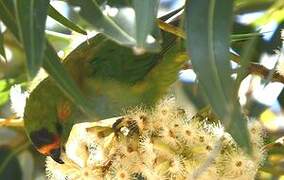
133,0,159,48
15,0,49,78
70,0,160,52
0,24,6,61
231,32,264,39
48,5,87,35
231,32,265,42
0,0,19,38
46,30,72,50
71,0,135,45
159,6,184,22
185,0,251,152
236,38,257,86
43,43,94,117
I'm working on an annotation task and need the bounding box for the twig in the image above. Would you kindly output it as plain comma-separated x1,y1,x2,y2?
158,20,284,85
247,63,284,84
183,60,284,84
0,117,24,127
262,136,284,151
158,19,185,39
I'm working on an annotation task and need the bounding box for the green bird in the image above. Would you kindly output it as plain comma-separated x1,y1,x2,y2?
23,32,187,164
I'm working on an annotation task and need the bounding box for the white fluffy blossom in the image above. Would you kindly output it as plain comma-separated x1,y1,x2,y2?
9,85,29,117
46,98,265,180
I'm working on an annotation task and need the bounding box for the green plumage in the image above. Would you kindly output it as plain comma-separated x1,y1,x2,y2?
24,32,187,156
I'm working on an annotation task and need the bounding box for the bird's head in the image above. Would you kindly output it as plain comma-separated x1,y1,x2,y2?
29,127,64,164
24,78,75,164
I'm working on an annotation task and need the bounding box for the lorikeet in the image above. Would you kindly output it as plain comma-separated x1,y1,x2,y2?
24,32,187,163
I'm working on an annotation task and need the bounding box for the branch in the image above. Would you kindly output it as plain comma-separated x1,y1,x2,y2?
157,20,284,84
247,63,284,83
0,117,24,127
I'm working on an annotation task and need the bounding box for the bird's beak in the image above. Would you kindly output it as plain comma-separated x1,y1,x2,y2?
50,148,64,164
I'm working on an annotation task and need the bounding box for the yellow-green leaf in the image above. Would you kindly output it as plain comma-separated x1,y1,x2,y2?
0,24,6,61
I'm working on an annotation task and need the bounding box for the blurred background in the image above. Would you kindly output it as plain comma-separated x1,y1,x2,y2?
1,0,284,179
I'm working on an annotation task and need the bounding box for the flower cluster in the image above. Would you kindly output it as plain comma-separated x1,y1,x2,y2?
46,98,265,180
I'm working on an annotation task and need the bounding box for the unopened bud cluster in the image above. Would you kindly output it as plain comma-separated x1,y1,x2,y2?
46,98,265,180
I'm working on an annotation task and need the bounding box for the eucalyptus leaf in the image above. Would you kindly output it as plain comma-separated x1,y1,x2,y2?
15,0,50,78
159,6,184,21
234,0,275,13
46,30,72,51
185,0,251,152
70,0,161,52
0,0,19,39
0,79,11,107
71,0,135,45
236,38,257,86
182,82,208,110
231,32,264,39
1,0,14,14
133,0,160,49
231,32,265,42
278,88,284,110
0,90,9,107
0,24,6,61
43,43,94,117
48,4,87,35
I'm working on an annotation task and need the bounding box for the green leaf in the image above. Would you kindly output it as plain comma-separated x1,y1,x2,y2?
71,0,135,44
0,79,13,107
234,0,274,13
159,6,184,22
43,42,94,117
70,0,161,52
182,82,208,110
252,5,284,27
133,0,159,48
0,24,6,61
0,91,9,107
46,30,72,51
231,32,264,42
185,0,251,152
278,88,284,109
236,38,257,86
0,0,19,38
15,0,49,78
48,4,87,35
